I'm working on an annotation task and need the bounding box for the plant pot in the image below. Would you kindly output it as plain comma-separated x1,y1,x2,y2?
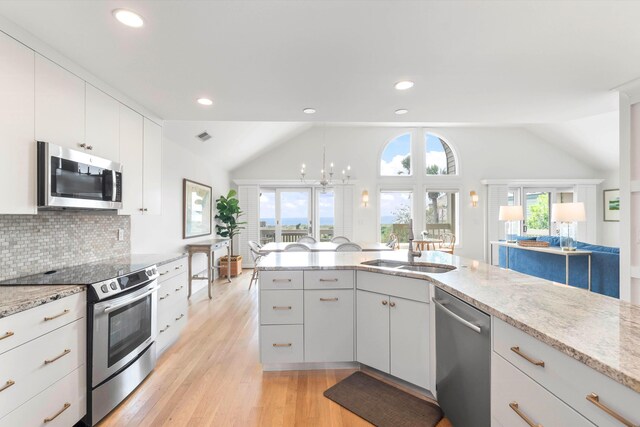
219,255,243,277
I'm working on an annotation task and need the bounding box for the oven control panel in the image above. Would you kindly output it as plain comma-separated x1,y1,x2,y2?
90,265,159,301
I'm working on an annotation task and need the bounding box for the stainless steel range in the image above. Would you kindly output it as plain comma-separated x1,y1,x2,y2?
85,265,160,426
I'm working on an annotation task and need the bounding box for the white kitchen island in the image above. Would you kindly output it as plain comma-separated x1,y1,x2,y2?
257,250,640,427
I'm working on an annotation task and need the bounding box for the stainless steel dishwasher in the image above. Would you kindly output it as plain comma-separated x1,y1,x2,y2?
433,287,491,427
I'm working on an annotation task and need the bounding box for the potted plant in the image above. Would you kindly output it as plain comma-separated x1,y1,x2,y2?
215,190,246,277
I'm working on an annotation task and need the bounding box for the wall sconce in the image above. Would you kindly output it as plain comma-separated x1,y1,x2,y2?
362,190,369,207
470,191,479,207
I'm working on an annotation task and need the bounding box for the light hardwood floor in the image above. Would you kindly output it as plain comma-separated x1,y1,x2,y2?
99,271,372,426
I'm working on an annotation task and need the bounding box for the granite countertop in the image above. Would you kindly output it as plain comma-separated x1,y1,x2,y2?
0,285,85,319
258,250,640,393
0,253,187,286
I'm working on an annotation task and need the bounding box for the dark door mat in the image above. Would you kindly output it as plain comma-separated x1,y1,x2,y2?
323,371,444,427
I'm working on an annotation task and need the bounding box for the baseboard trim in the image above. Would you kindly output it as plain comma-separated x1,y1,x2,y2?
262,361,359,372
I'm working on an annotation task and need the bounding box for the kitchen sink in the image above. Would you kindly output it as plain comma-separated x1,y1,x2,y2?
361,259,456,273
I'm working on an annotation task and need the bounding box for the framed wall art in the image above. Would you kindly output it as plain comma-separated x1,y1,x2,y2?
183,179,212,238
603,189,620,222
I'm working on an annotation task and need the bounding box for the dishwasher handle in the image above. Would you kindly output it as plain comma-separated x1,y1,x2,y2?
433,297,482,334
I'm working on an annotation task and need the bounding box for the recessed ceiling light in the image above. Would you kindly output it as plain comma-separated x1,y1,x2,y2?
112,9,144,28
303,108,316,114
394,81,414,90
395,109,409,115
197,98,213,106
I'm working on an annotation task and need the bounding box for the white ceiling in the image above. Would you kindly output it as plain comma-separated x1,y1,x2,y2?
0,0,635,123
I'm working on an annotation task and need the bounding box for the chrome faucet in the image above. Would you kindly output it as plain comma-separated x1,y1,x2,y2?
407,219,422,262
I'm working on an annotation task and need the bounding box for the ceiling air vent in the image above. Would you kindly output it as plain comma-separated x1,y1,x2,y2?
196,131,212,142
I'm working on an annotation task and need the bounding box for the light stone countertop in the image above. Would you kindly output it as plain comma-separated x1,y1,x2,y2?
0,285,85,318
257,250,640,393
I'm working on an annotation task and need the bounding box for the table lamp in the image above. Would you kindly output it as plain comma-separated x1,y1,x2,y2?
499,205,524,243
551,202,585,251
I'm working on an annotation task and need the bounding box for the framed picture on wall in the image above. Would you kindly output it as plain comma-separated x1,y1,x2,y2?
183,179,212,239
603,189,620,222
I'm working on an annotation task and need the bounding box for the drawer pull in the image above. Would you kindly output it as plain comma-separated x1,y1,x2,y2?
175,313,185,321
272,278,292,283
44,402,71,423
0,331,14,341
175,265,182,270
272,306,292,310
320,297,339,302
44,309,70,322
509,402,542,427
175,286,184,291
390,301,396,307
272,343,292,347
319,278,339,282
510,346,545,367
587,393,636,427
160,325,171,333
382,300,388,305
160,271,170,276
44,349,71,365
159,293,171,300
0,380,15,393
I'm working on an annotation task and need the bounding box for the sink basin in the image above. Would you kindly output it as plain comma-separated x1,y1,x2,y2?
361,259,456,273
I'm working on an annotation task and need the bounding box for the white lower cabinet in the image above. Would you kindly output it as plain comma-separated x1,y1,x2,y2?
260,325,304,364
304,289,354,362
156,260,188,356
356,290,430,388
492,352,593,427
260,290,303,325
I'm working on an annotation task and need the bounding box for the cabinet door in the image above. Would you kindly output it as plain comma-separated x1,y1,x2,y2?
35,54,85,149
356,290,389,373
119,105,144,215
86,84,120,161
143,118,162,215
0,32,36,214
304,289,354,363
390,296,430,389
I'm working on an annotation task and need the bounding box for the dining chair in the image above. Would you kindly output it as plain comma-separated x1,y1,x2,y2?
247,241,263,290
285,243,311,252
297,236,317,244
335,242,363,252
437,234,456,255
331,236,350,243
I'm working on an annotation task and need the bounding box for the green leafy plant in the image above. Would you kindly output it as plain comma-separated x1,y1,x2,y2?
215,190,246,257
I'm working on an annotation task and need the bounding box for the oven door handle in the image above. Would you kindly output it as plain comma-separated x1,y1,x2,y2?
103,286,159,314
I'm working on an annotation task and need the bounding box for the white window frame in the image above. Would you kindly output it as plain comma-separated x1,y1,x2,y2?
421,185,462,247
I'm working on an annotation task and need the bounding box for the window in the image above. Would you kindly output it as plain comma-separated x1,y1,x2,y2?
425,133,457,175
380,190,412,243
317,190,335,242
380,134,412,176
524,191,550,236
424,191,459,239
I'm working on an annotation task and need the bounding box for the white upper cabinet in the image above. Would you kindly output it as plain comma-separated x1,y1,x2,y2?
0,32,36,214
86,84,120,161
119,105,144,215
35,54,85,150
143,118,162,215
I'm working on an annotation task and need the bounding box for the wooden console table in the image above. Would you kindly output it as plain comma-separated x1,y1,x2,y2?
490,241,592,291
186,238,231,299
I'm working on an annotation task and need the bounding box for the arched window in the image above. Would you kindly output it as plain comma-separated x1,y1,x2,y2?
425,133,457,175
380,133,411,176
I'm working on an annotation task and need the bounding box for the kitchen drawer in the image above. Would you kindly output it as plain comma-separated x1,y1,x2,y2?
260,290,303,325
0,365,86,427
304,270,354,290
0,318,85,419
356,271,429,303
494,318,640,426
157,303,187,357
492,352,593,427
157,258,187,282
260,325,303,364
0,291,85,355
259,271,303,290
158,273,187,310
304,289,354,362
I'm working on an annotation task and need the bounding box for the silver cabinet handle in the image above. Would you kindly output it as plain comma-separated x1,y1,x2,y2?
319,278,339,282
79,143,86,148
104,286,159,313
159,293,171,300
272,343,292,347
511,346,545,367
175,286,184,292
320,297,339,302
432,298,481,334
509,402,541,427
160,324,170,333
272,306,292,310
272,278,292,283
175,265,182,270
175,313,184,321
586,393,636,427
86,145,93,151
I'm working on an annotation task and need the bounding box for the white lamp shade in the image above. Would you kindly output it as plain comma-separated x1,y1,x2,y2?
498,205,524,221
551,202,586,222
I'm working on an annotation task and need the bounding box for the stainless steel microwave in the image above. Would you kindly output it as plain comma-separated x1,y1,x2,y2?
37,141,123,210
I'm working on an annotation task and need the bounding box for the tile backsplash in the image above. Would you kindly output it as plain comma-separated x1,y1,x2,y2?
0,211,130,281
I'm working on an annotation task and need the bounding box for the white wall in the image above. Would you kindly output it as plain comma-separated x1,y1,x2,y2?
131,132,230,293
231,125,601,260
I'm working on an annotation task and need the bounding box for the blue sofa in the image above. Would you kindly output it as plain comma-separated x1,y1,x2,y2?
498,236,619,298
